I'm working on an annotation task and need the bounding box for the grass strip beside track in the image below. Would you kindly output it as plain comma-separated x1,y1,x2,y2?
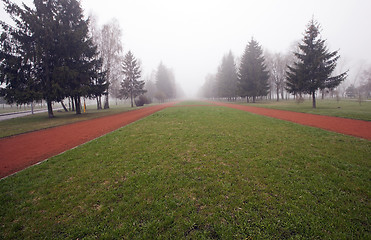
0,105,370,239
0,105,143,138
233,99,371,121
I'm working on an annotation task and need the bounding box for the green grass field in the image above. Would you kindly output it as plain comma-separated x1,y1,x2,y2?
1,104,370,239
235,99,371,121
0,104,140,138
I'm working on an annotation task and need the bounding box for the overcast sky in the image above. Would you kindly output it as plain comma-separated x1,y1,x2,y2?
2,0,371,97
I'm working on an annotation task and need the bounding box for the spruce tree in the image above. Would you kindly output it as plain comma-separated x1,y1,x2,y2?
1,0,59,117
238,38,269,103
120,51,146,107
216,51,238,101
1,0,105,116
286,19,347,108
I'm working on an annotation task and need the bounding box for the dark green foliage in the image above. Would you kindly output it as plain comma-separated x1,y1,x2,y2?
238,38,270,102
0,2,43,106
0,0,106,117
216,51,238,100
120,51,146,107
286,19,347,108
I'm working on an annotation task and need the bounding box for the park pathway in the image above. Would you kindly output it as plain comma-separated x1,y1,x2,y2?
1,101,370,179
212,101,371,141
0,103,175,179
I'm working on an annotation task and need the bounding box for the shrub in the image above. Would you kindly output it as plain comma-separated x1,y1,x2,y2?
135,95,151,106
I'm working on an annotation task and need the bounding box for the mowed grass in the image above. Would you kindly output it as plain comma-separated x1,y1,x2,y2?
0,104,140,138
236,99,371,121
0,105,370,239
175,100,214,106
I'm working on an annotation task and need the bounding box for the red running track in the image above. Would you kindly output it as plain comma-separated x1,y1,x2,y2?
0,103,175,179
212,101,371,141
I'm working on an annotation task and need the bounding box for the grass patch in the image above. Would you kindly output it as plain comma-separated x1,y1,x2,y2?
0,105,49,114
0,106,370,239
174,100,214,106
0,104,139,138
236,99,371,121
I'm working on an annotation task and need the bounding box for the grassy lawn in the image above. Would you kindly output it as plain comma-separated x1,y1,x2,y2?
0,104,142,138
234,99,371,121
175,100,214,106
1,105,370,239
0,106,48,114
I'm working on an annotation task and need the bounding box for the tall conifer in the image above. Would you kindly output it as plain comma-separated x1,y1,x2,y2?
216,51,238,101
286,19,347,108
120,51,146,107
238,38,269,102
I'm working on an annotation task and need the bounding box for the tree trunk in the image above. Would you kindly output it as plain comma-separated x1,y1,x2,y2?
130,91,134,108
96,96,102,110
31,101,34,114
312,91,316,108
75,96,81,114
104,93,109,109
246,96,249,103
71,97,75,111
276,87,280,102
61,101,68,112
252,96,256,103
47,99,54,118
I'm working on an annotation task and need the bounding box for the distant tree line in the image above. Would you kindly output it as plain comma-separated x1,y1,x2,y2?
144,62,184,103
345,66,371,101
199,38,270,103
199,19,349,108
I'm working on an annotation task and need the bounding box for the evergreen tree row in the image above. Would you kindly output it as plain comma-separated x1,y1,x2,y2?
0,0,107,117
199,38,269,103
200,19,347,108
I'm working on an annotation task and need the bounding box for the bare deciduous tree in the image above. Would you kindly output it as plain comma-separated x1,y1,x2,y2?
100,19,123,109
266,51,289,101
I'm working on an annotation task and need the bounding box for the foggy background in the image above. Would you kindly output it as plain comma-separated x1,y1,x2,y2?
1,0,371,97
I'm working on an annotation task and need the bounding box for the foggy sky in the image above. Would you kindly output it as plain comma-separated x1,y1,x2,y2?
2,0,371,97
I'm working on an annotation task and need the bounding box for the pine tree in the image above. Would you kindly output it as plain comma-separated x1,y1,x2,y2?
238,38,269,103
216,50,238,101
120,51,146,107
286,19,347,108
